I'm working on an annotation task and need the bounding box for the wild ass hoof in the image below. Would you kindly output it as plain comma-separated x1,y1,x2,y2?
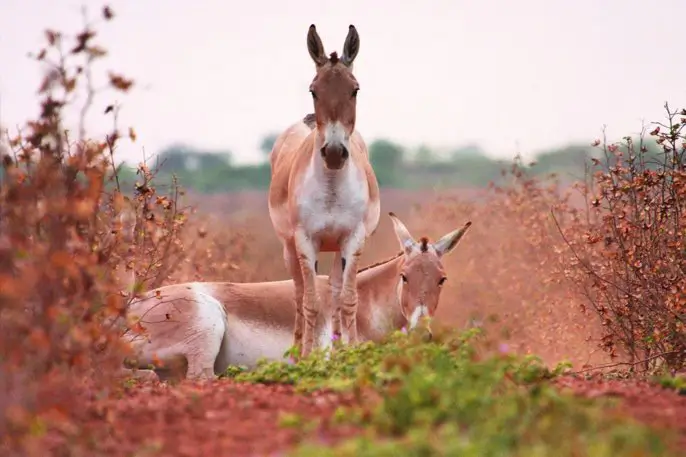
331,332,343,350
187,367,217,382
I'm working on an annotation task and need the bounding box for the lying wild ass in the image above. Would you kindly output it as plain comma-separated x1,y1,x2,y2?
121,213,471,381
268,24,381,358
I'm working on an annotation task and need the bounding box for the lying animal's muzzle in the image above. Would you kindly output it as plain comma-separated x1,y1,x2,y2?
409,311,433,342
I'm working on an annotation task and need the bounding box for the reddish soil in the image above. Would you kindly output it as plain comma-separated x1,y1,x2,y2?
42,377,685,457
72,381,364,457
554,376,686,449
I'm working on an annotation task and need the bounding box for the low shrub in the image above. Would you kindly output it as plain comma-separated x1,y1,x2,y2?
225,328,676,456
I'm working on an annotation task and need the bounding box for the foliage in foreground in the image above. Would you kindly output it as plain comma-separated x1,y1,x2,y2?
0,7,191,454
224,329,678,457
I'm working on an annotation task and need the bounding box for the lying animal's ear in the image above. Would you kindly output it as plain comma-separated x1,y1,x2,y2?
389,212,417,255
434,221,472,258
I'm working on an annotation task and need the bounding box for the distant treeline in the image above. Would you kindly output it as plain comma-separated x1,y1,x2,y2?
115,133,666,193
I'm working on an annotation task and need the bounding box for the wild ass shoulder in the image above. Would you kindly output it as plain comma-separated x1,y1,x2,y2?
268,24,381,358
122,213,471,381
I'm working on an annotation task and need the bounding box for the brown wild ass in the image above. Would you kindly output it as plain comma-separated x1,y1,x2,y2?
268,24,380,358
120,213,471,381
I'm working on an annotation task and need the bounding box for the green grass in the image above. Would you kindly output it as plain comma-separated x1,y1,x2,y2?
222,328,679,457
652,372,686,395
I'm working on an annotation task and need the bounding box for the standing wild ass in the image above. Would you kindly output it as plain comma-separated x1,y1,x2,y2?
268,24,380,358
120,213,471,381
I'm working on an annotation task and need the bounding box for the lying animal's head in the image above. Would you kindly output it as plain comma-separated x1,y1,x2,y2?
389,212,472,339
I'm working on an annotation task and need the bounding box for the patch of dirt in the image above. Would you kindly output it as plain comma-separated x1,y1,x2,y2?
553,376,686,449
41,376,686,456
71,380,363,457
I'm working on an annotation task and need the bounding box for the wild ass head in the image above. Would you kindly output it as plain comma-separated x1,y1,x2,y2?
306,24,361,171
388,212,472,338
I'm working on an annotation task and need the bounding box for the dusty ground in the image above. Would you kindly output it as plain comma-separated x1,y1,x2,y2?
73,381,362,457
51,377,684,457
553,376,686,449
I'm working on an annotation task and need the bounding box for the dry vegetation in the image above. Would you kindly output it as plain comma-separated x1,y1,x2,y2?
1,6,685,456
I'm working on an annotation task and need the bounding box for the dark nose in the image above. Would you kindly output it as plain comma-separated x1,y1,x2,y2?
320,144,349,169
320,144,349,159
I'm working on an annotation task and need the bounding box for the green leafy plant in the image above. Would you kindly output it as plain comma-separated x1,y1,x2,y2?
223,328,677,456
652,373,686,395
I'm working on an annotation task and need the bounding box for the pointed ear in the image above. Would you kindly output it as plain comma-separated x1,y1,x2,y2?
341,25,360,67
434,221,472,258
307,24,327,67
388,212,417,255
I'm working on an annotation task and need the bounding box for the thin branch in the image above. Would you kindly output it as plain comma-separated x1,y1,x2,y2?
571,350,679,375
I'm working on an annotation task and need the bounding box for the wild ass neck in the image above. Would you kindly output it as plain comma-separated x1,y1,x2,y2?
296,132,368,250
355,252,407,339
312,161,350,209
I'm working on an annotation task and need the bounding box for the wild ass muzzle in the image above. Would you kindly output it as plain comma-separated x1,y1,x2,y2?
267,24,381,358
121,213,472,381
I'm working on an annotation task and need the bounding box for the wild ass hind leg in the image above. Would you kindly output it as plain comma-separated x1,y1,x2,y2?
186,354,218,382
184,303,227,381
294,228,320,358
118,338,159,383
330,251,344,348
339,225,367,346
284,241,305,357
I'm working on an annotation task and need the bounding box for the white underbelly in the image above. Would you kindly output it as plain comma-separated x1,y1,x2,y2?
223,317,341,368
224,319,293,368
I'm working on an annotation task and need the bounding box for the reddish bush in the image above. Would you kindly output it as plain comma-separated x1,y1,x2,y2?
0,7,188,454
555,106,686,372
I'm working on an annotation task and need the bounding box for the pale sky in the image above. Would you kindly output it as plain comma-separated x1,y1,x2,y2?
1,0,684,165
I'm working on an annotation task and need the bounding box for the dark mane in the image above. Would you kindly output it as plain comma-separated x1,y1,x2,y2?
419,237,430,253
356,251,403,274
329,51,339,64
302,113,316,129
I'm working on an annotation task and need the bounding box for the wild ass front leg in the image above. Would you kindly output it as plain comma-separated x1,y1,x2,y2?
284,242,305,354
295,229,320,358
339,225,366,345
330,251,344,345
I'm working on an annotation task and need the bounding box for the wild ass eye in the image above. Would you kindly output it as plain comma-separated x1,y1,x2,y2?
400,274,408,283
310,90,317,100
438,277,447,286
352,88,359,98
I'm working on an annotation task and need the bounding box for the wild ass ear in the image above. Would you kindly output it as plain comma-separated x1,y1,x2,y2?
341,25,360,67
388,212,417,255
434,221,472,258
307,24,328,67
